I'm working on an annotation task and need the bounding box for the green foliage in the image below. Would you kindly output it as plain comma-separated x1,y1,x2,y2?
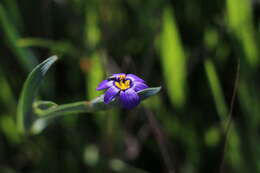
159,7,187,108
204,59,228,120
0,3,37,71
226,0,258,67
86,53,104,99
1,0,260,173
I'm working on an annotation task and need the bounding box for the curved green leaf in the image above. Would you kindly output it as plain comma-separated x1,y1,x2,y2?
17,56,58,134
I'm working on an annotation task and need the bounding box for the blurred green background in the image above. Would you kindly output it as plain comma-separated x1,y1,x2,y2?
0,0,260,173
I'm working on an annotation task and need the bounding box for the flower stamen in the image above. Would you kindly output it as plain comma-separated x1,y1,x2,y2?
115,80,131,90
119,74,126,81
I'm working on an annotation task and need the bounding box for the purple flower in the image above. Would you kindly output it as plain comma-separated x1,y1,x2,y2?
96,73,148,109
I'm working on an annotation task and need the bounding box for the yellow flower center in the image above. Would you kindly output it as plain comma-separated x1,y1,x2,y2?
115,79,131,90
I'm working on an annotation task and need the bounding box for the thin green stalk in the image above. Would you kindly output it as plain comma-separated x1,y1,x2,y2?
37,101,111,120
31,100,110,134
204,59,228,120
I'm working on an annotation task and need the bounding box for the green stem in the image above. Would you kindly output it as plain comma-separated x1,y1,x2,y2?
36,87,162,121
29,87,161,134
30,99,112,134
38,101,111,121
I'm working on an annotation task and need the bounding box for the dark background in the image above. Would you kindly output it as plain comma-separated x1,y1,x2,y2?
0,0,260,173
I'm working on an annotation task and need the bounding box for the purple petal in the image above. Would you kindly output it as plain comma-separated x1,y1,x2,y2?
104,86,120,104
126,74,145,83
120,88,140,109
96,80,113,90
133,82,148,92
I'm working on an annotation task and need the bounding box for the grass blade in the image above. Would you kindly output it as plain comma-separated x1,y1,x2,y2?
226,0,258,67
204,59,228,120
0,3,37,71
159,7,187,108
